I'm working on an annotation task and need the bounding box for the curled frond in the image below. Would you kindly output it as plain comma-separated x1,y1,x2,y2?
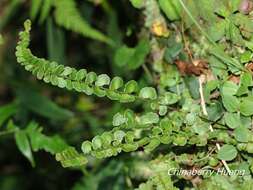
15,20,158,103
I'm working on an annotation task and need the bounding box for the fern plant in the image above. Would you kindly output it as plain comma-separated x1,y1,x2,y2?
1,0,253,189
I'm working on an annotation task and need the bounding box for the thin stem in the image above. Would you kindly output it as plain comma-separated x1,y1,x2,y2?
198,76,231,175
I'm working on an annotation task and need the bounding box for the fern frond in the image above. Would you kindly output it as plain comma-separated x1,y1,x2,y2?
54,0,113,45
16,20,157,103
30,0,113,45
80,111,173,160
26,122,69,154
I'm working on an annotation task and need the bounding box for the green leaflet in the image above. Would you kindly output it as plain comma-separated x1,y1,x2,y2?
234,126,249,143
217,144,238,161
15,20,157,103
224,112,240,129
240,96,253,116
15,130,35,167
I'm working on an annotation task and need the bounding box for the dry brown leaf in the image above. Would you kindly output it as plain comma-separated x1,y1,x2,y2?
175,60,208,76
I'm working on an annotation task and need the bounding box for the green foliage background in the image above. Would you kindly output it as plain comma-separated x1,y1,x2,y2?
1,0,253,189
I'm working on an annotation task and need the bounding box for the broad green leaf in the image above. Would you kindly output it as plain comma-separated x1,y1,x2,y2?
15,130,35,166
236,72,252,96
207,101,224,121
222,94,239,112
217,144,237,161
240,96,253,116
224,112,240,129
234,126,249,142
240,72,252,87
221,81,238,95
236,85,249,96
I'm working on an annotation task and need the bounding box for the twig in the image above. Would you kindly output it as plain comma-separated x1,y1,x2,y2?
198,75,231,174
